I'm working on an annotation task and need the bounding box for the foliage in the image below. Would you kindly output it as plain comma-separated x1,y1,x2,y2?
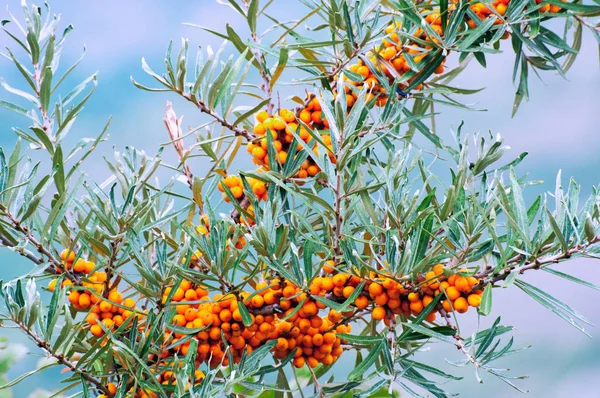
0,0,599,397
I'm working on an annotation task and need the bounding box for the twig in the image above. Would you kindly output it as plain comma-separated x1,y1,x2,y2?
181,93,256,142
307,364,325,398
332,116,345,258
104,239,122,298
474,236,600,290
574,14,600,33
0,233,50,268
327,45,363,83
15,320,113,397
32,63,53,138
0,208,78,283
242,1,274,114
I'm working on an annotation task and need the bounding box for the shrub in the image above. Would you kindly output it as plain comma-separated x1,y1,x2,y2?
0,0,599,397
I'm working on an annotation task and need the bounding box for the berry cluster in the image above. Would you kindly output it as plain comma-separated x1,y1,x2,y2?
317,263,484,326
341,19,447,107
53,239,487,397
218,174,268,203
86,292,139,337
248,107,333,179
48,249,142,337
249,281,347,369
161,278,347,370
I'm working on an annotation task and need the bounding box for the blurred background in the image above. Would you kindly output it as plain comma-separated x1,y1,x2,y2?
0,1,599,397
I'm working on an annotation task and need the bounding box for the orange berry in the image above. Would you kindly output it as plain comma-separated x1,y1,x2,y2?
283,111,296,123
79,293,91,308
251,295,265,308
342,286,355,299
60,249,76,263
311,111,322,124
447,274,457,286
303,301,318,317
407,292,420,303
90,324,104,337
467,294,482,307
422,295,433,307
84,261,95,274
172,288,185,301
374,293,388,306
278,151,288,164
87,313,99,325
445,286,460,301
368,282,383,298
231,186,243,199
357,65,370,77
442,300,452,312
454,297,469,313
256,110,269,123
252,181,267,196
307,165,319,177
102,318,114,330
252,146,266,159
410,300,424,314
454,277,469,293
68,290,80,306
293,356,306,368
332,274,348,287
275,117,287,130
219,309,232,322
99,301,112,313
300,110,312,124
173,314,187,327
372,306,386,321
254,123,266,135
108,291,123,304
73,259,86,273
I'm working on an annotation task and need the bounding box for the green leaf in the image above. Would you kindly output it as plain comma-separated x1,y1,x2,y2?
31,127,54,156
347,342,383,380
336,334,383,345
0,100,29,118
226,24,260,69
515,279,592,336
545,209,568,253
39,67,52,113
248,0,259,34
479,284,493,316
270,47,288,88
52,145,65,195
543,267,600,292
0,362,56,389
26,29,40,64
237,300,254,327
234,98,271,125
401,322,457,344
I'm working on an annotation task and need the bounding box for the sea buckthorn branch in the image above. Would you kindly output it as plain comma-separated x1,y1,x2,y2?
0,232,48,269
475,235,600,290
0,1,599,397
1,2,97,145
0,205,79,283
13,319,113,397
241,0,275,114
180,92,257,142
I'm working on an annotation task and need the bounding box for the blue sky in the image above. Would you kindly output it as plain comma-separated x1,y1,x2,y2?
0,1,600,396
